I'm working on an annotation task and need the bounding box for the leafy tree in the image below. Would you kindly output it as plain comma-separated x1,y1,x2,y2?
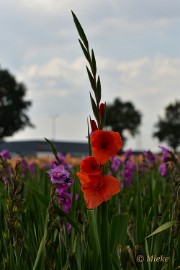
105,98,142,146
0,68,34,141
153,100,180,151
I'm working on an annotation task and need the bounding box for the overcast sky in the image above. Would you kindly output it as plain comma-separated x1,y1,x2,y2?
0,0,180,151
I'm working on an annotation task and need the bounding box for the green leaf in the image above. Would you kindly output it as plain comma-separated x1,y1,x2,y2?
110,213,129,254
24,181,49,207
44,137,61,164
88,210,101,262
71,11,89,49
145,239,151,270
145,221,176,239
79,39,90,62
86,66,96,92
91,49,97,76
136,180,143,243
96,76,101,103
87,118,92,156
89,92,98,120
32,235,45,270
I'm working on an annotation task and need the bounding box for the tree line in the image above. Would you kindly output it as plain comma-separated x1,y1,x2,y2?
0,67,180,151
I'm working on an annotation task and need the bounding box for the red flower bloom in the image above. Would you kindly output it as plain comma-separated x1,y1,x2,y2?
77,172,120,209
80,156,102,175
90,130,122,164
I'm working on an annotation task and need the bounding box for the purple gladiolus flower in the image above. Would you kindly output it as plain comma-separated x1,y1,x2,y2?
159,163,167,177
121,160,136,187
111,156,122,172
159,146,171,162
47,164,75,214
0,149,11,160
21,159,28,175
1,164,13,184
143,150,157,166
124,149,133,160
47,165,73,185
28,162,36,176
57,192,72,213
50,153,72,171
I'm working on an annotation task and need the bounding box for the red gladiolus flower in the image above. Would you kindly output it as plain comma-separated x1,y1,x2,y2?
80,156,102,175
77,172,120,209
90,130,122,164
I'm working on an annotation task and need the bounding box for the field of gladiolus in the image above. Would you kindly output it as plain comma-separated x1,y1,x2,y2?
0,12,180,270
0,146,179,270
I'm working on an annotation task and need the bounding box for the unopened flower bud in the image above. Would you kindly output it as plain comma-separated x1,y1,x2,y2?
99,103,105,118
90,119,98,132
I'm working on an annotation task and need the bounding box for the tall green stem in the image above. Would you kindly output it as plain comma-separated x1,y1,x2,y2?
100,202,110,270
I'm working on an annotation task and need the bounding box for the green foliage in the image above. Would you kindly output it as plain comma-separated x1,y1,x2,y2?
72,11,104,130
153,100,180,151
105,98,142,146
0,68,34,140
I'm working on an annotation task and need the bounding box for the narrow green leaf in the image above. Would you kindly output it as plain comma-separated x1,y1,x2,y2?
145,239,151,270
32,235,45,270
146,221,176,239
96,76,101,103
110,213,129,254
100,202,110,270
88,210,101,262
91,49,97,76
86,66,96,92
79,39,90,62
87,118,92,156
136,181,143,243
71,11,89,49
24,181,49,207
44,137,61,164
89,92,98,120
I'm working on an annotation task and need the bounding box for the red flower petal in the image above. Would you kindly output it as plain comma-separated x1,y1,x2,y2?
98,175,120,201
90,130,122,164
77,172,120,209
80,156,102,175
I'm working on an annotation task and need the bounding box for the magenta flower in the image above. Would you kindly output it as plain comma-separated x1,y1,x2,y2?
57,192,72,213
56,184,73,213
159,163,167,177
159,146,171,162
47,164,75,214
21,159,28,175
47,165,73,184
28,162,36,176
0,149,11,160
121,160,136,187
143,150,157,166
50,153,72,171
111,156,122,172
124,149,133,160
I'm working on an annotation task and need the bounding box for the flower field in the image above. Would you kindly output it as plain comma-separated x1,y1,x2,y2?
0,12,180,270
0,147,179,269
